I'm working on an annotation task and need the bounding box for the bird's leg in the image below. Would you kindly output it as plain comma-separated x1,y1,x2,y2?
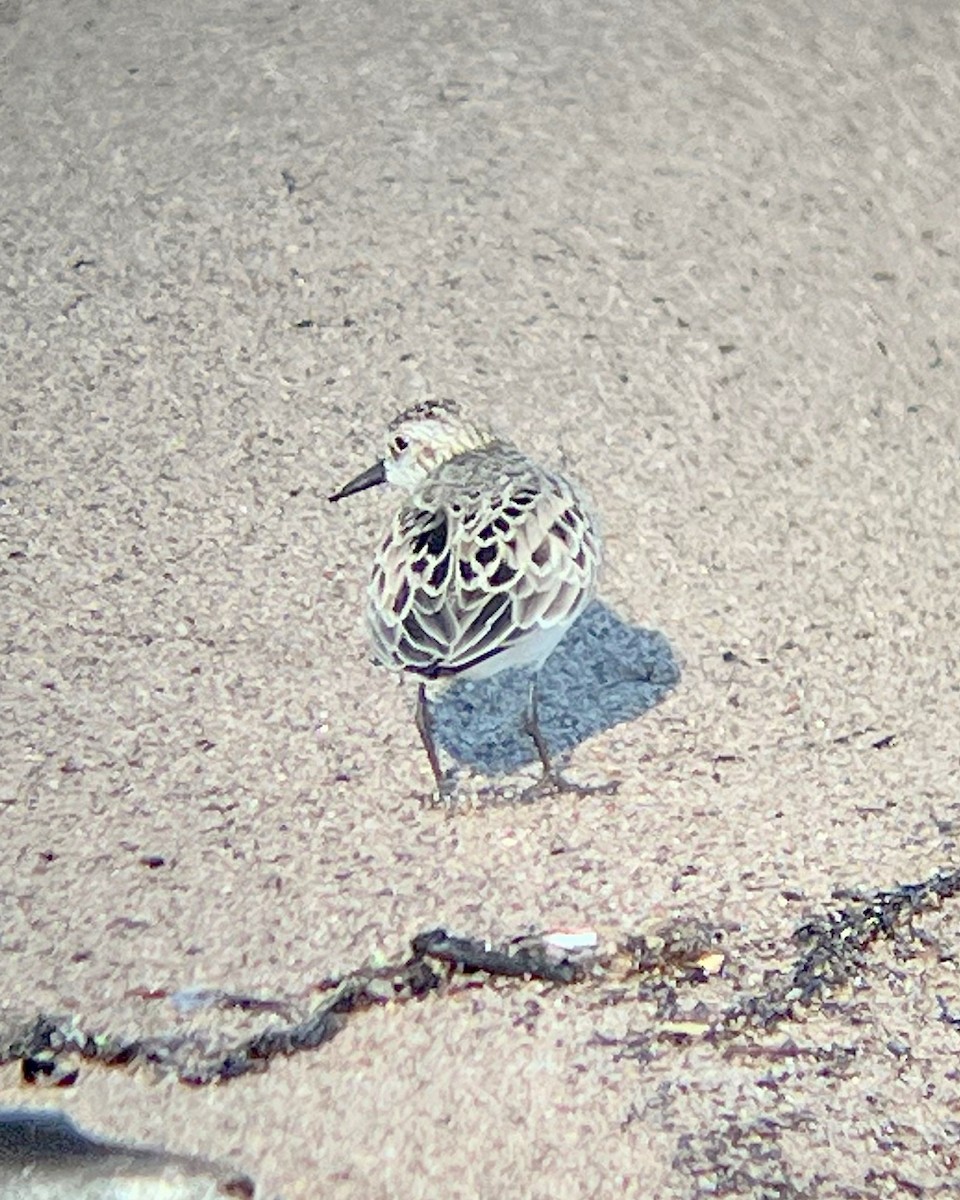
523,675,556,781
522,675,620,798
415,682,450,800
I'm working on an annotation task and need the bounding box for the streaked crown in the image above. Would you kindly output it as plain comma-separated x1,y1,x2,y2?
384,399,496,491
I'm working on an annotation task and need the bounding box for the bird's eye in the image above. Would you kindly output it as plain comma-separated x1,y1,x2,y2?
394,436,408,453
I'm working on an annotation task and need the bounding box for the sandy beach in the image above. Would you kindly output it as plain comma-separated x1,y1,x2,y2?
3,0,960,1195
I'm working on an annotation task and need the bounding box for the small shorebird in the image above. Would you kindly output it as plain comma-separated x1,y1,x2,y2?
329,399,602,799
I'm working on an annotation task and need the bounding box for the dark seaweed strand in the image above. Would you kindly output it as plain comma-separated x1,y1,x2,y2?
3,868,958,1086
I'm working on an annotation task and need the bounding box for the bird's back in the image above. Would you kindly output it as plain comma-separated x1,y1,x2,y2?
366,443,601,680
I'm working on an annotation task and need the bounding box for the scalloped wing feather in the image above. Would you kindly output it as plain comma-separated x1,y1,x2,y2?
366,456,601,679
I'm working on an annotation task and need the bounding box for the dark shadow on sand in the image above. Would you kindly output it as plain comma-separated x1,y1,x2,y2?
430,600,680,775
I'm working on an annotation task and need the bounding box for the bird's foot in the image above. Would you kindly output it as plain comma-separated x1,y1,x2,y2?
419,771,461,810
520,770,620,803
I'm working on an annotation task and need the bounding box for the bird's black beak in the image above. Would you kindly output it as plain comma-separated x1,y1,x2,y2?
328,460,387,502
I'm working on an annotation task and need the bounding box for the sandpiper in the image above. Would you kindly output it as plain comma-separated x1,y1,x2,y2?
329,399,602,798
